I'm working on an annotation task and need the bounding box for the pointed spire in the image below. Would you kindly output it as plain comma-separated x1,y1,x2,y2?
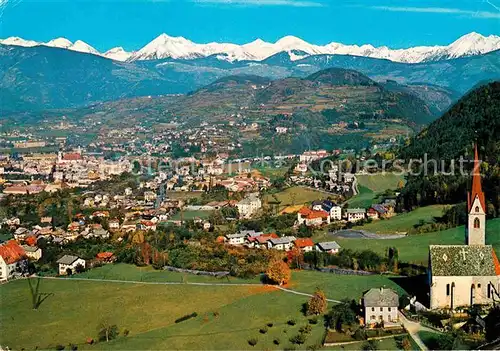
468,143,486,212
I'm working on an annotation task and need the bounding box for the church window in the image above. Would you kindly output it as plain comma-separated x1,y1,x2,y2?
475,206,479,212
478,284,481,289
380,307,383,312
487,284,491,299
474,217,480,228
446,284,450,296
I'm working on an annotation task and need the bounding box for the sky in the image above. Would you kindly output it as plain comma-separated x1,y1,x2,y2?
0,0,499,52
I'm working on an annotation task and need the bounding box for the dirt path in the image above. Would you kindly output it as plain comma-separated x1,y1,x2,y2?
398,311,436,351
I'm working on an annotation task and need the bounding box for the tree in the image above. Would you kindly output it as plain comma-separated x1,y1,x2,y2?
328,299,357,331
265,259,291,286
485,306,500,342
287,247,304,269
97,320,119,342
307,289,327,315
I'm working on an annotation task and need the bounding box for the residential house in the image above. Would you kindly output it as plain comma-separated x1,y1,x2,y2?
108,219,120,230
367,207,380,220
21,245,42,260
225,232,247,245
363,287,399,326
297,207,330,227
57,255,86,275
312,200,342,221
346,208,366,222
294,238,314,252
246,233,278,248
315,241,341,254
0,240,27,281
236,193,262,219
96,252,116,263
267,236,297,251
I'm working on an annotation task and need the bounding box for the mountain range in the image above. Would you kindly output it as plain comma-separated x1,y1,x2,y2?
1,42,498,114
1,32,500,64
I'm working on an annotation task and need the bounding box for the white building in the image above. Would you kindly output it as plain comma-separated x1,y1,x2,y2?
236,193,262,218
363,288,399,326
21,245,42,261
315,241,341,254
346,208,366,222
0,240,27,281
267,236,296,251
57,255,86,275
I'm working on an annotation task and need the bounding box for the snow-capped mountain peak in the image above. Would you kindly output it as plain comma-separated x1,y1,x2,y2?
45,37,73,49
1,32,499,64
104,47,133,61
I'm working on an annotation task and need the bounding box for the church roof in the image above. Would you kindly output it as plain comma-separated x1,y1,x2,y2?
429,245,498,277
468,144,486,212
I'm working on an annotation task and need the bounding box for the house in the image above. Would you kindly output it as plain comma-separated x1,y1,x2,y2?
108,219,120,230
0,240,27,281
428,146,500,309
246,233,278,248
363,287,399,326
295,163,308,173
369,204,392,219
367,207,380,220
96,252,115,263
267,236,296,251
346,208,366,222
57,255,86,275
236,193,262,219
312,200,341,221
294,238,314,252
144,191,157,202
297,207,330,226
315,241,341,254
21,245,42,260
225,232,247,245
88,228,110,239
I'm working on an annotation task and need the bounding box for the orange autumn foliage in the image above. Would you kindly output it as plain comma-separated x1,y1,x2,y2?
266,259,291,286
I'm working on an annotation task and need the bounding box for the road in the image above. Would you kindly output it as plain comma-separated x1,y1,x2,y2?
34,276,342,303
398,311,435,351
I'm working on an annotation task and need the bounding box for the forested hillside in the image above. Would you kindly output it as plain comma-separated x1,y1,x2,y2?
397,82,500,218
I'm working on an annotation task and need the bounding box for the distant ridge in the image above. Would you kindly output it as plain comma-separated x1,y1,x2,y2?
1,32,500,63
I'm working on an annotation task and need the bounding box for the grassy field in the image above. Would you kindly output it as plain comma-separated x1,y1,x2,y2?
169,209,213,221
347,173,405,209
0,266,409,350
335,219,500,265
167,191,203,200
346,185,375,208
356,174,405,193
353,205,448,234
264,186,333,211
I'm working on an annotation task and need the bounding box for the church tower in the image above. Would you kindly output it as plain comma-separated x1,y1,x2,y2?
466,144,486,245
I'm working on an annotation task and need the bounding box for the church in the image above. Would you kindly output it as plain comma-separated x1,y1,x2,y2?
428,145,500,310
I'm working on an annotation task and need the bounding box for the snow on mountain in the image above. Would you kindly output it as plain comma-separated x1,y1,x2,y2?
103,47,133,61
1,32,499,64
0,37,39,47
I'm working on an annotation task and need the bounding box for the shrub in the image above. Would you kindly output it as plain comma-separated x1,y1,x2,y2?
175,312,198,323
69,344,77,351
287,319,297,326
123,329,129,337
267,322,274,327
55,345,65,350
308,317,318,325
273,338,281,345
248,338,258,346
289,333,307,345
299,325,312,334
259,327,268,334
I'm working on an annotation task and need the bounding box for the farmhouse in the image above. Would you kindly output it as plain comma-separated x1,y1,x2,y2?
293,238,314,252
315,241,341,254
236,193,262,218
21,245,42,260
346,208,366,222
297,207,330,226
363,287,399,327
267,236,296,251
57,255,86,275
0,240,27,281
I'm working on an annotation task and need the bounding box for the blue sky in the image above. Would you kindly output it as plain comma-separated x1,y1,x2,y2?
0,0,499,51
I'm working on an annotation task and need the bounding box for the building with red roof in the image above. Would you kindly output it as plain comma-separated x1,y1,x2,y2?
293,238,315,252
0,240,27,281
297,207,330,227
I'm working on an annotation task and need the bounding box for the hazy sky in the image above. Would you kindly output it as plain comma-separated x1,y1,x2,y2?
1,0,499,51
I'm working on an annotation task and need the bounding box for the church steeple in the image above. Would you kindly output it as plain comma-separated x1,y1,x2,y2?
466,143,486,245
